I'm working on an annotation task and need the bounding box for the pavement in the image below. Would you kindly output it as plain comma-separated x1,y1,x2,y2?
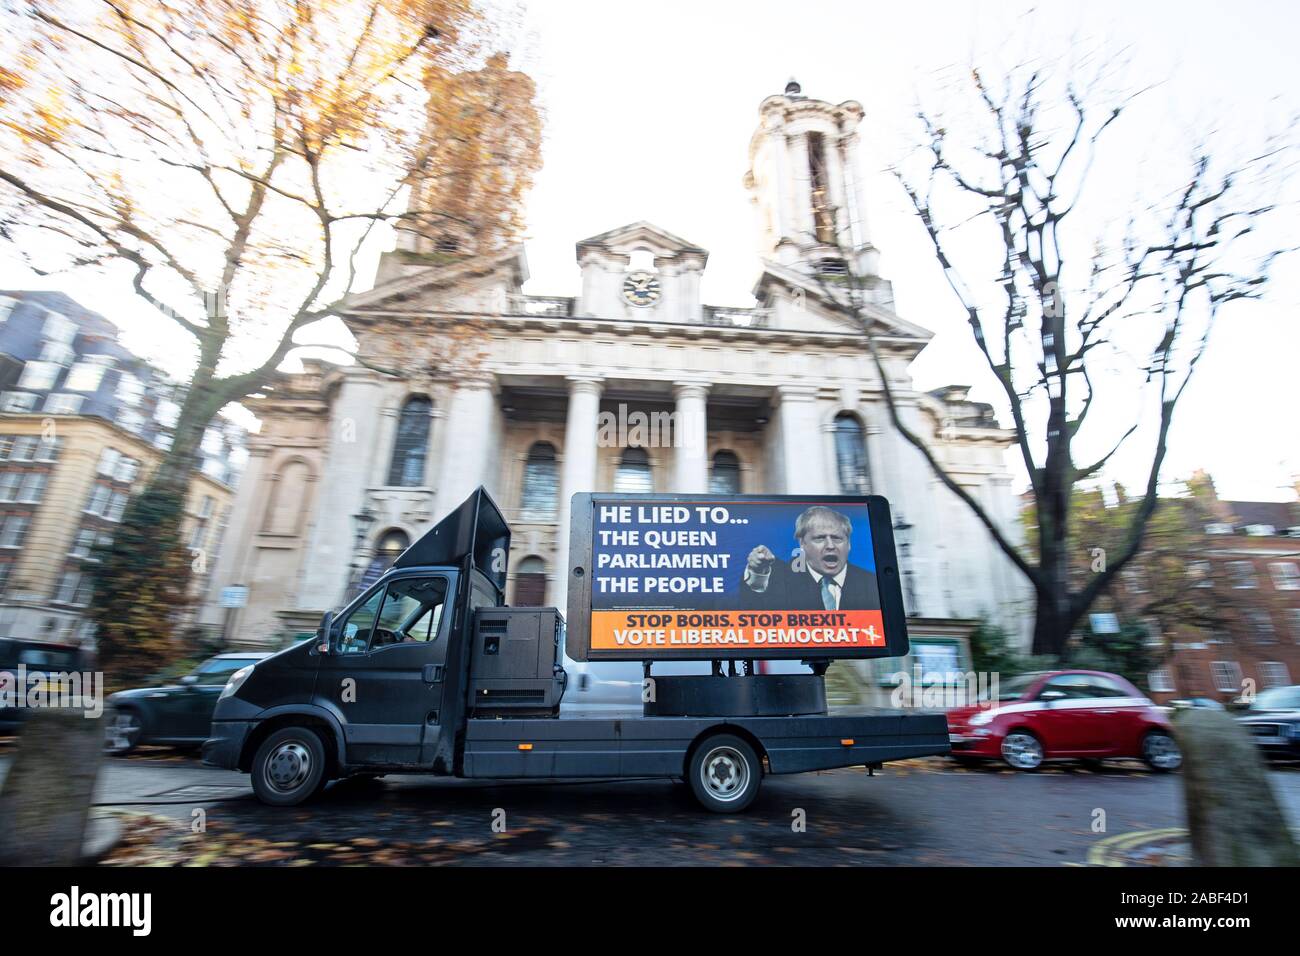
6,745,1297,865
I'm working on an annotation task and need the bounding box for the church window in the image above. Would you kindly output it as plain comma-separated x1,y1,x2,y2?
613,447,653,494
519,442,558,519
807,132,835,244
264,459,312,535
514,555,546,607
709,450,742,495
355,528,410,596
833,413,870,494
387,396,432,487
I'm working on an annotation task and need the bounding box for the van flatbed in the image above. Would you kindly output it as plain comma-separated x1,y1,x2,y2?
462,709,948,778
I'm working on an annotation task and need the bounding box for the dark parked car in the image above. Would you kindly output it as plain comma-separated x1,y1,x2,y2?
1235,685,1300,761
0,638,87,734
105,653,272,754
1165,697,1225,711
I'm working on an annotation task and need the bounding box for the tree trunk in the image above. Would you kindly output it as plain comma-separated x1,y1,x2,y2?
1030,489,1074,659
89,361,232,686
1031,589,1073,660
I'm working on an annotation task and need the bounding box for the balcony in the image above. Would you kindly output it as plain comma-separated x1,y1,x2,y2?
702,306,772,328
505,295,575,317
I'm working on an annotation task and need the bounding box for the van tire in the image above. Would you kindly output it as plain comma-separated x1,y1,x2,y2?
251,727,327,806
688,733,761,813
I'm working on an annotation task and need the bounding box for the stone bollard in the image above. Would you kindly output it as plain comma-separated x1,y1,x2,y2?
0,708,104,866
1177,708,1299,866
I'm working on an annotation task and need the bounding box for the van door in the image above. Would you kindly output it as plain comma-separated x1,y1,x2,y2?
317,575,452,766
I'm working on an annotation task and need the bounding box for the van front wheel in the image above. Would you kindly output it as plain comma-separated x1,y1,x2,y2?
688,734,761,813
251,727,327,806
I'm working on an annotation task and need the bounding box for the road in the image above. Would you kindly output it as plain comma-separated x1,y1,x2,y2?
7,748,1298,865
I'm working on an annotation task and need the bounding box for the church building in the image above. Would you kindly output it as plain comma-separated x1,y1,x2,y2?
201,82,1032,681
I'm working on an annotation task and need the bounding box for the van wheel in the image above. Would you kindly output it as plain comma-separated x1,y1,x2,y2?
688,734,761,813
251,727,327,806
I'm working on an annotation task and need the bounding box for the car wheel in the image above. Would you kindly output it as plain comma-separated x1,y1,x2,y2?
104,707,143,755
251,727,327,806
1141,730,1181,772
688,733,761,813
1001,731,1044,771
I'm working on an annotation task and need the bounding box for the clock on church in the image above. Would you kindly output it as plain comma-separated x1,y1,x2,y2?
622,271,661,307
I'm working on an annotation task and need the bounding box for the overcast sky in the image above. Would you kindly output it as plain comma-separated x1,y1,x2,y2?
3,0,1297,502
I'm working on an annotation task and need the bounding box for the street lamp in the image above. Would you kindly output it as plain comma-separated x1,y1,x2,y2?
893,513,917,615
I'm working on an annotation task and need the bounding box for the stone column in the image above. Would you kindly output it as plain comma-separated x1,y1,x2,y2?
672,381,709,493
677,258,705,324
370,400,400,487
774,384,828,493
787,134,813,244
773,131,800,257
298,368,384,609
432,375,497,518
577,251,602,316
826,137,852,249
553,376,603,613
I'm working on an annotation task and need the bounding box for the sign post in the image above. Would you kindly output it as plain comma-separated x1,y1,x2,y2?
218,584,248,648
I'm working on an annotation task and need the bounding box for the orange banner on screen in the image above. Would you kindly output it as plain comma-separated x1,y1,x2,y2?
589,609,887,652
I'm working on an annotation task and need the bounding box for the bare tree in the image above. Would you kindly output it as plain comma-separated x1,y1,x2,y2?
814,60,1291,657
0,0,542,679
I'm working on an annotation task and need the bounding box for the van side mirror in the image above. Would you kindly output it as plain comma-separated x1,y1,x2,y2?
316,611,334,655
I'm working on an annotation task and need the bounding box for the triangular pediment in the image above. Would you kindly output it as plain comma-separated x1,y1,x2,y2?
575,221,708,264
753,260,933,342
339,244,529,316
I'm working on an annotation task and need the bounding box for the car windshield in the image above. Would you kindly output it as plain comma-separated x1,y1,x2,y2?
1250,687,1300,710
983,673,1040,702
192,658,258,684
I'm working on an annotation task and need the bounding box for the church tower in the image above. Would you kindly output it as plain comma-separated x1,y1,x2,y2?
743,80,880,278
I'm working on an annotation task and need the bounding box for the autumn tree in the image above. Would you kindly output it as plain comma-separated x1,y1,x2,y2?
1028,481,1245,672
813,58,1291,658
0,0,542,682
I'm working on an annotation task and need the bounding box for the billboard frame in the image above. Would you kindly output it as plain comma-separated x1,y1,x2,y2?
564,492,910,662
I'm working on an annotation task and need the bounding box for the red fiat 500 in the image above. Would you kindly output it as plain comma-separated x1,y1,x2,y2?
946,670,1180,771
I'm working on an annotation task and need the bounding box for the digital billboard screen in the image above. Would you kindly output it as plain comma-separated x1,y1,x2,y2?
564,494,909,661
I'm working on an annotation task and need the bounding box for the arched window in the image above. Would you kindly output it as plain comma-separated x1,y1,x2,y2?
357,528,409,595
263,459,312,535
834,413,870,494
709,450,741,495
514,556,546,607
519,442,558,519
387,397,432,487
613,447,653,493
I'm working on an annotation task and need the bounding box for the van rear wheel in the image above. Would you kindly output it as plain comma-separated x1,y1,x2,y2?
688,734,761,813
251,727,327,806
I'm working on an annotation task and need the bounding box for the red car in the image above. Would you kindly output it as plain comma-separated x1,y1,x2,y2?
946,670,1181,772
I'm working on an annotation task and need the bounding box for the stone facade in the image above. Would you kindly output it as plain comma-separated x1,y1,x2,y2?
203,85,1034,660
0,414,235,644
